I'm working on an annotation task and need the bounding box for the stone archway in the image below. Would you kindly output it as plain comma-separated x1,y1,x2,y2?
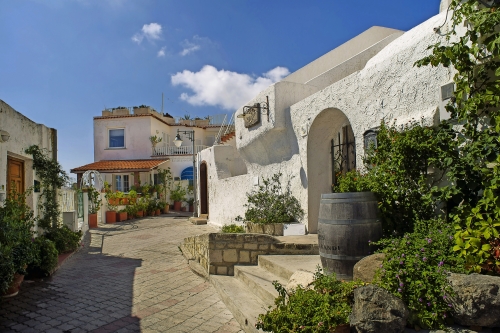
200,162,208,215
307,108,354,233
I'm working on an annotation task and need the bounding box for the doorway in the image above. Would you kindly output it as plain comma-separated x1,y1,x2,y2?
200,162,208,215
7,157,24,196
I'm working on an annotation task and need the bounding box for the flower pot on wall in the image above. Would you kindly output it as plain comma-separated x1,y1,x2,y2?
106,211,116,224
174,201,182,211
89,214,98,228
120,198,129,205
108,198,119,206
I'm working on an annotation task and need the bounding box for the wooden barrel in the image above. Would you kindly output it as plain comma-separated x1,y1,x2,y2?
318,192,381,280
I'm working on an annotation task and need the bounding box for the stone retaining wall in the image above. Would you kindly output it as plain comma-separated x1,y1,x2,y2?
181,233,318,276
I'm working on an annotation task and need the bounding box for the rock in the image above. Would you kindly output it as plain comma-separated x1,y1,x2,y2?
286,269,315,292
350,285,409,333
353,253,385,282
448,273,500,328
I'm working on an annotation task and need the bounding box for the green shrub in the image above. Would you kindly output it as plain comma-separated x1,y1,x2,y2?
255,270,363,333
0,189,37,294
221,224,245,233
256,270,363,333
244,173,304,224
45,226,82,254
28,237,58,277
373,219,465,329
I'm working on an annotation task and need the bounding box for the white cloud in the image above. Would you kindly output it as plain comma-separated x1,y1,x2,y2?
132,23,162,44
157,46,166,57
179,35,214,56
171,65,290,110
180,41,200,56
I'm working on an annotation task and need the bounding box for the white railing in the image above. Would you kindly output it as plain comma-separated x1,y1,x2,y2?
153,145,208,156
214,114,228,144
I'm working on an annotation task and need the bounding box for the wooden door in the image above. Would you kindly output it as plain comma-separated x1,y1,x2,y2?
7,157,24,196
200,162,208,214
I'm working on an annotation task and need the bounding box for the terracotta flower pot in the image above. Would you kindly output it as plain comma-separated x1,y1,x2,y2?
106,211,116,224
137,211,144,217
181,207,186,212
120,198,129,205
108,198,119,206
2,273,25,298
189,205,194,212
155,209,160,216
116,211,127,222
89,213,98,228
174,201,182,211
163,206,170,214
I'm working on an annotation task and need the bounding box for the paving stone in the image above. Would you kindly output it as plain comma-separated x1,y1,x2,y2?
0,217,242,332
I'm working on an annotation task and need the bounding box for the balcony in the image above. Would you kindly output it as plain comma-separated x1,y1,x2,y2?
153,145,208,156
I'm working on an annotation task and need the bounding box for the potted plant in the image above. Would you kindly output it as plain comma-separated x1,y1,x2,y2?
195,117,209,127
88,187,102,228
154,200,161,216
149,135,162,148
128,189,138,204
0,189,37,297
136,200,145,218
187,198,195,212
116,209,127,222
125,204,138,219
170,183,186,211
146,200,156,216
180,114,192,125
159,201,169,214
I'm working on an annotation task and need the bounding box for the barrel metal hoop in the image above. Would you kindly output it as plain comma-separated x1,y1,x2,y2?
320,199,376,204
319,252,366,261
318,218,380,225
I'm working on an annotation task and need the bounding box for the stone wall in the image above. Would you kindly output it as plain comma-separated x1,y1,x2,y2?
181,233,318,276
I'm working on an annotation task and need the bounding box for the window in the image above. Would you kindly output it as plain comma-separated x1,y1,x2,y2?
109,129,125,148
115,175,129,192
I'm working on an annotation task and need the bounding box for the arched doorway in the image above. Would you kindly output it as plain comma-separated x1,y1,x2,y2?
200,162,208,214
307,108,355,233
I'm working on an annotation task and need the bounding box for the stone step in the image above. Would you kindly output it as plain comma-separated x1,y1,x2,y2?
258,255,322,281
199,214,208,219
210,275,267,333
189,217,207,225
234,265,287,307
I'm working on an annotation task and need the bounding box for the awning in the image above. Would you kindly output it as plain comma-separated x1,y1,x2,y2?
70,159,169,174
180,166,193,180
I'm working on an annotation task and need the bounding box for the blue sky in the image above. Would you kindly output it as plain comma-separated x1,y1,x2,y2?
0,0,441,176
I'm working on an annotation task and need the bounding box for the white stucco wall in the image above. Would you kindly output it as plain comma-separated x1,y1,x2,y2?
0,100,56,228
203,11,456,231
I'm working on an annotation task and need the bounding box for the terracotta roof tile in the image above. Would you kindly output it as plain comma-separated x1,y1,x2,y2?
70,159,168,173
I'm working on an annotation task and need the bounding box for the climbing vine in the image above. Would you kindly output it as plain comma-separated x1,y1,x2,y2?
415,0,500,274
25,145,68,229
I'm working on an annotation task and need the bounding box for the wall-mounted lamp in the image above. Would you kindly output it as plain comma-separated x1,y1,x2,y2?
0,130,10,143
237,96,270,128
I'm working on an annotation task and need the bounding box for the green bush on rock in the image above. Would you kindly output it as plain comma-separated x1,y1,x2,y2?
221,224,245,233
256,270,364,333
373,219,465,329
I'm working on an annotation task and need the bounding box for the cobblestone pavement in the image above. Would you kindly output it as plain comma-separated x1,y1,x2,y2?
0,215,243,333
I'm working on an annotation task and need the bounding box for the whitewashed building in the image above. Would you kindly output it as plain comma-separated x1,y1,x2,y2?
71,106,235,201
0,99,58,221
198,3,456,233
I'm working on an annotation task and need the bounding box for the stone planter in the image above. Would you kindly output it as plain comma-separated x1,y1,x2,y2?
88,213,98,228
116,211,127,222
195,119,209,127
105,211,116,224
245,222,284,236
2,273,25,298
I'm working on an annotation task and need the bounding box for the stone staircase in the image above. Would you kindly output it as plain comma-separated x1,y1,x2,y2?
189,214,208,225
210,255,321,333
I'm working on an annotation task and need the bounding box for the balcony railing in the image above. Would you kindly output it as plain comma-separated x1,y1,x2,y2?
153,145,208,156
